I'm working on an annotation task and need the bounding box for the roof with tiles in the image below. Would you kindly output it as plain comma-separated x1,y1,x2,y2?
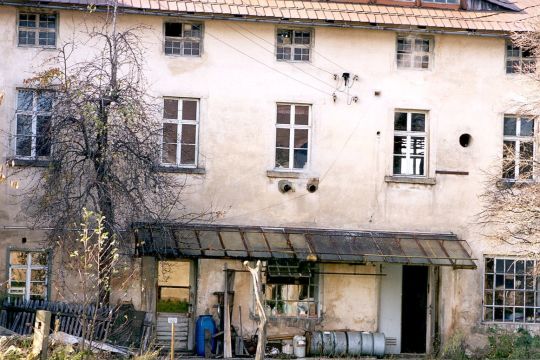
11,0,540,32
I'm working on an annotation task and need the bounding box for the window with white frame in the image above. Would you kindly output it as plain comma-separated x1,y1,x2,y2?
393,111,427,176
275,104,310,170
15,89,53,159
164,22,202,56
8,250,49,301
162,98,199,167
502,115,535,180
506,41,536,74
263,260,319,318
276,29,312,62
18,13,57,47
397,35,433,69
483,257,540,323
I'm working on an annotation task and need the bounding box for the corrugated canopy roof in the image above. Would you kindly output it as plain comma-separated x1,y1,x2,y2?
7,0,539,33
134,223,476,269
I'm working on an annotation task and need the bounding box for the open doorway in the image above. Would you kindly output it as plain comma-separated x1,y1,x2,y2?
156,260,195,352
401,265,428,353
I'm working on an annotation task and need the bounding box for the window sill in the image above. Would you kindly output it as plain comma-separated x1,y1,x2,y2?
266,170,309,179
384,175,436,185
8,158,51,168
157,166,205,175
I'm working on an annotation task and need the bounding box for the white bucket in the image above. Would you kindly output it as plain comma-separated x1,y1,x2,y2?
282,341,293,355
293,335,306,358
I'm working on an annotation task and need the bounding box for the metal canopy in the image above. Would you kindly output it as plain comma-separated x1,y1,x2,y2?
134,223,476,269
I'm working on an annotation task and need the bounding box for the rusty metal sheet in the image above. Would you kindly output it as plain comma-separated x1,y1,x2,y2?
134,223,476,269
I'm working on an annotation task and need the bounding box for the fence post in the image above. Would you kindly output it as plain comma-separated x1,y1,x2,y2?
32,310,51,360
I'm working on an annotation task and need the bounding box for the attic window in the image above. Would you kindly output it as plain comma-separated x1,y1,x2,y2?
506,41,536,74
164,22,202,57
276,29,312,62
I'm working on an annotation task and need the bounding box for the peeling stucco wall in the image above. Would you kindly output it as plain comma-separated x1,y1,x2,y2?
0,4,536,348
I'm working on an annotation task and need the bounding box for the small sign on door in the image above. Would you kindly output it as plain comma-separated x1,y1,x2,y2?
168,317,178,324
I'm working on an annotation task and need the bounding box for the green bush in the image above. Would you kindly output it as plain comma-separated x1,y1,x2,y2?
486,327,540,359
156,299,189,313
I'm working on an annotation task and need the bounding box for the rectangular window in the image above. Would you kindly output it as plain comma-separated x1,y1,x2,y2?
502,115,535,180
264,260,319,318
15,89,53,159
506,41,536,74
18,13,57,47
161,98,199,167
393,111,427,176
8,250,49,301
275,104,310,170
397,35,433,69
164,22,202,56
483,257,540,323
276,29,312,62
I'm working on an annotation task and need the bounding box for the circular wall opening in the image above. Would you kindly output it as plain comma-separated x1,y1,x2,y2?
307,184,318,193
459,134,472,148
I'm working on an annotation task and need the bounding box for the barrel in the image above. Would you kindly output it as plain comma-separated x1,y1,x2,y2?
195,315,217,356
308,331,386,357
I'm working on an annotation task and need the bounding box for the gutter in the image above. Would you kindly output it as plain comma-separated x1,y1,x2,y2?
1,1,511,38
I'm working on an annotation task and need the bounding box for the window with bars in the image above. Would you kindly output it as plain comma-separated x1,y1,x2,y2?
502,115,535,180
506,41,536,74
161,98,199,167
18,13,57,47
8,250,49,301
393,111,427,176
264,260,319,318
275,104,310,170
483,257,540,323
15,89,53,159
397,35,433,69
276,29,312,62
164,22,202,56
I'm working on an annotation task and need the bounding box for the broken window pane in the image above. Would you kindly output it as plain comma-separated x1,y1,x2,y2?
10,252,27,265
275,148,289,168
294,149,308,168
165,22,182,37
277,30,293,44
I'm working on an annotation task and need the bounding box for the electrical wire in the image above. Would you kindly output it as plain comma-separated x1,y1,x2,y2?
205,31,332,96
226,24,339,92
234,23,346,76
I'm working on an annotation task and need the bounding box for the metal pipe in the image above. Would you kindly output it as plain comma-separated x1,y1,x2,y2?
0,1,510,38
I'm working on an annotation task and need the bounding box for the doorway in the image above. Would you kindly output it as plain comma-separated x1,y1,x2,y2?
401,265,428,353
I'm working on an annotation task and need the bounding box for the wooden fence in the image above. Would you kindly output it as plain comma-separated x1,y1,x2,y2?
0,298,153,351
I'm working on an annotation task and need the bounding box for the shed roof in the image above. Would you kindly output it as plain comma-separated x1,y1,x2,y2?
134,223,477,269
13,0,540,33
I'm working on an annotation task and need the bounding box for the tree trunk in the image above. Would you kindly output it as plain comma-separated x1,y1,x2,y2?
244,261,267,360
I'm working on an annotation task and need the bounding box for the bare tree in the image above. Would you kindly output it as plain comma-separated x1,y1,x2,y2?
479,30,540,253
18,3,206,302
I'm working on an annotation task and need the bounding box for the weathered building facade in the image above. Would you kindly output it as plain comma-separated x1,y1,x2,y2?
0,0,538,354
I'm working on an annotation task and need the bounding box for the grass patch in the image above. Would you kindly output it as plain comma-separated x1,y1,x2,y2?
156,299,189,313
